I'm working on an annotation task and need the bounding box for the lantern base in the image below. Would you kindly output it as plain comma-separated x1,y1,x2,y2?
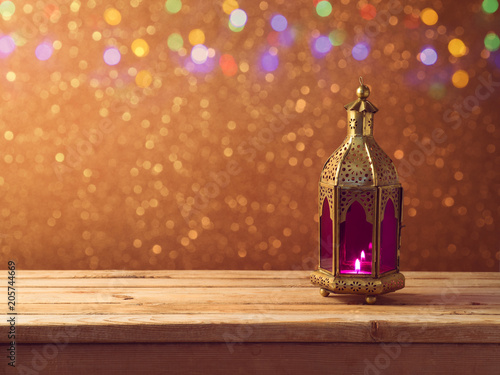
310,270,405,299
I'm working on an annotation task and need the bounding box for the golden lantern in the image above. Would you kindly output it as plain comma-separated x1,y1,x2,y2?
310,78,405,304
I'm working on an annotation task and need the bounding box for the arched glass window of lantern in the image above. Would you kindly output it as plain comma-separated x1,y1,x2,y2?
339,201,373,275
380,198,398,273
320,197,333,272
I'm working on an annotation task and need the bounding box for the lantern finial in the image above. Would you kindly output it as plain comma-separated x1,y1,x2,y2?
356,76,370,99
344,77,378,113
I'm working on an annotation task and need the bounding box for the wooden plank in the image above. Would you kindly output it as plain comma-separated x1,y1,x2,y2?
2,314,500,344
15,277,500,288
15,270,500,280
6,343,500,375
2,271,499,347
10,303,500,315
9,287,500,306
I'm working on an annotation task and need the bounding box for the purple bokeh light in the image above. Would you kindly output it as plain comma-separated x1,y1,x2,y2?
313,35,332,55
271,14,287,32
420,47,438,65
103,47,121,66
0,35,16,58
261,52,279,72
352,43,370,61
35,42,54,61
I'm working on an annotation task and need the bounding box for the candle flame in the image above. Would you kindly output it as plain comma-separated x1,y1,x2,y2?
361,250,365,261
369,242,372,250
355,259,360,273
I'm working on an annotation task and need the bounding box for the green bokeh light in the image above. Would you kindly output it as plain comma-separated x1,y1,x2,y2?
316,1,332,17
0,1,16,18
165,0,182,14
482,0,499,14
329,30,346,46
228,20,244,32
167,33,183,51
484,32,500,51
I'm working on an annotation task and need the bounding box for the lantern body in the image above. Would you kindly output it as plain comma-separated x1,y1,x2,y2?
311,80,404,303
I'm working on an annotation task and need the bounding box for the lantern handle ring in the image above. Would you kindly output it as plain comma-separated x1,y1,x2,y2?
359,76,364,86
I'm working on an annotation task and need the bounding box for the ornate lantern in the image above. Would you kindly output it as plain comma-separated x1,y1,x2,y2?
310,78,405,304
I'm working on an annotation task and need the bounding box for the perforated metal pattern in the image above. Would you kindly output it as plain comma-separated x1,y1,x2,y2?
320,138,350,185
320,136,399,187
380,186,401,221
339,189,375,223
365,138,399,186
319,185,334,213
336,137,374,186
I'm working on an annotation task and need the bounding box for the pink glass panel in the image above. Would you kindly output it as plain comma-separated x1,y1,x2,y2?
320,198,333,271
339,201,373,275
380,198,398,273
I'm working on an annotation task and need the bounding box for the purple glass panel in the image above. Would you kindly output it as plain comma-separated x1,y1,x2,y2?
380,198,398,273
320,198,333,271
339,201,372,274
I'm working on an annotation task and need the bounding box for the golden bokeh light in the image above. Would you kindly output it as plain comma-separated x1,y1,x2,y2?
420,8,438,25
131,38,150,57
452,70,469,88
448,38,467,57
0,0,496,273
104,7,122,26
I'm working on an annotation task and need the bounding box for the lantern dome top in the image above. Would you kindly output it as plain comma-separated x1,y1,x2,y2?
344,77,378,114
320,77,399,187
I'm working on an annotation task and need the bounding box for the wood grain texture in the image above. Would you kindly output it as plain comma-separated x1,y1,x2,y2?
2,271,500,346
5,343,500,375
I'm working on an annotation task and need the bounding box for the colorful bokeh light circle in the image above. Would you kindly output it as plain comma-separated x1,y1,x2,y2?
420,8,438,26
136,70,153,88
484,32,500,51
482,0,499,14
420,47,438,65
35,42,54,61
352,43,370,61
219,54,238,76
103,47,121,65
167,33,183,51
313,36,332,54
0,35,16,58
452,70,469,88
271,14,288,32
189,29,205,45
261,51,279,72
229,9,247,28
222,0,239,15
360,4,376,20
316,1,332,17
191,44,209,64
0,1,15,19
448,38,467,57
329,30,346,46
165,0,182,14
131,38,149,57
104,8,121,26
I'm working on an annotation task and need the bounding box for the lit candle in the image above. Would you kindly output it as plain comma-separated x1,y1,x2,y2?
355,259,360,274
361,250,365,262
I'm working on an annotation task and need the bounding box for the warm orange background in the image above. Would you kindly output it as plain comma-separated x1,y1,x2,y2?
0,0,498,271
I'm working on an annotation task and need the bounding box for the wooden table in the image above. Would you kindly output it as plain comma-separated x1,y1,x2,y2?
2,271,500,374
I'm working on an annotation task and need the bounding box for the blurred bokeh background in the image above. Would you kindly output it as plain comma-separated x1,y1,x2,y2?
0,0,498,271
